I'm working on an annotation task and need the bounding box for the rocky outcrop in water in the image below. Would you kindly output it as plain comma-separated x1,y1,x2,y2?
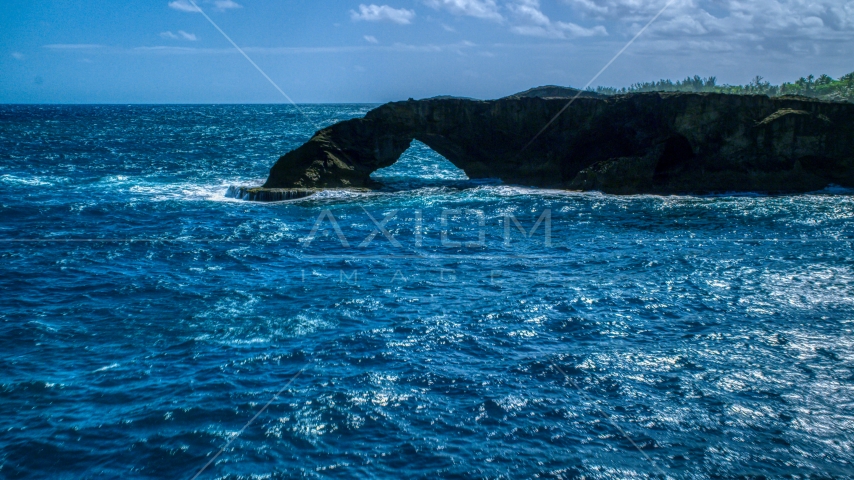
261,90,854,195
225,186,320,202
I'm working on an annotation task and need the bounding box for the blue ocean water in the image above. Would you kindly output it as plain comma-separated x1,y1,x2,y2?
2,104,854,479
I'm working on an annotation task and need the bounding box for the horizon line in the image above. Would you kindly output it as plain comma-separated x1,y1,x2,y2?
0,101,396,106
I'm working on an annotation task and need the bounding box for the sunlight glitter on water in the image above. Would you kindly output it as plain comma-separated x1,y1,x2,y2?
2,105,854,478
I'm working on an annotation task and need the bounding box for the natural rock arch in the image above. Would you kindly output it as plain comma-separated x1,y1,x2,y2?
261,93,854,194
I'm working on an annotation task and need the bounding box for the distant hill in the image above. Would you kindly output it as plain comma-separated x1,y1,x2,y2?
502,85,605,100
422,95,479,101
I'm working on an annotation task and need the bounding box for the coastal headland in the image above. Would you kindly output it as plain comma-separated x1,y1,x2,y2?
244,87,854,198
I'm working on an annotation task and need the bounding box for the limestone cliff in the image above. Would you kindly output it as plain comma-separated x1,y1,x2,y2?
262,92,854,195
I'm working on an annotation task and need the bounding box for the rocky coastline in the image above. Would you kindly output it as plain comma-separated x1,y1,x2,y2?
245,87,854,199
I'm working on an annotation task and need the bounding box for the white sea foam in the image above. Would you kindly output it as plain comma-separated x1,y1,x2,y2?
93,363,119,373
0,174,64,187
106,177,269,203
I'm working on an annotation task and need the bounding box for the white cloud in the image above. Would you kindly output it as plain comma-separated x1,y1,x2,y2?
425,0,503,22
564,0,678,20
11,52,25,60
160,30,198,41
425,0,607,38
214,0,242,11
168,0,241,13
509,0,606,38
364,35,380,43
168,0,201,13
129,41,479,55
563,0,854,42
43,44,105,50
350,4,416,24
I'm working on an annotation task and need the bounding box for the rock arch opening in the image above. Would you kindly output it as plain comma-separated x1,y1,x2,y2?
654,134,695,182
370,140,469,189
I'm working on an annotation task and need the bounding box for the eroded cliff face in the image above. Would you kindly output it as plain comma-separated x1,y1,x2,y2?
263,92,854,194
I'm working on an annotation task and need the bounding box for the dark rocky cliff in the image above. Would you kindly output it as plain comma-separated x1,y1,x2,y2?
262,92,854,195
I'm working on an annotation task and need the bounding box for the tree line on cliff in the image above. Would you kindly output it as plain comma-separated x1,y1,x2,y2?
594,72,854,102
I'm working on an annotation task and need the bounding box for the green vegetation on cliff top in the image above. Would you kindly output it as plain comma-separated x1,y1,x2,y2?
595,72,854,102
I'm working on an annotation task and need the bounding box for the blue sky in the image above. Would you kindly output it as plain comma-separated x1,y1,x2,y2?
2,0,853,103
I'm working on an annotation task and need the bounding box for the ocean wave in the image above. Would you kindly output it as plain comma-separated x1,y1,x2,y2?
0,174,67,187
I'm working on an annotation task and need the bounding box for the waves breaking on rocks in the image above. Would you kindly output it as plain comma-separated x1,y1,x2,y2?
225,185,318,202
